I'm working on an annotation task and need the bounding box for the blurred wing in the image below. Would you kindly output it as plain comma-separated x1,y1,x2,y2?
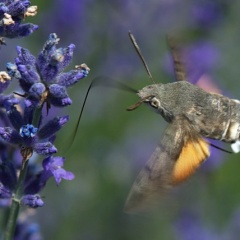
167,35,187,82
124,116,210,213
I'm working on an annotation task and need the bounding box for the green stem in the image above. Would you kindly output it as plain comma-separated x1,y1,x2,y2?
32,104,44,127
3,160,29,240
1,209,9,234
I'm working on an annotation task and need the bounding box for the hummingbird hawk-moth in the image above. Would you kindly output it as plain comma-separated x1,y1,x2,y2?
124,32,240,212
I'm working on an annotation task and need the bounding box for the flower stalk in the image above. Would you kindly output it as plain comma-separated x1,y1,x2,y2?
3,156,29,240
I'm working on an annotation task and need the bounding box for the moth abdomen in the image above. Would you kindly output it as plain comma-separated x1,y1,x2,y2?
222,99,240,142
222,121,240,142
202,96,240,143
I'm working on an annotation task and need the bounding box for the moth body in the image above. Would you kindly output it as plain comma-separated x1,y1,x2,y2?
139,81,240,143
124,32,239,213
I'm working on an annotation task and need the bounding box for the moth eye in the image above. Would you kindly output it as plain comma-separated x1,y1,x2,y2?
150,97,160,108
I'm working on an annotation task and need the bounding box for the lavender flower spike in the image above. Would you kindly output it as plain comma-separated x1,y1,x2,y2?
0,0,38,39
7,33,90,107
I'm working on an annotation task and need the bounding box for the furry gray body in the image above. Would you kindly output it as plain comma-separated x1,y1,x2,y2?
139,81,240,143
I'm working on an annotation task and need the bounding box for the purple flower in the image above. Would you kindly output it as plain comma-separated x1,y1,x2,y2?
7,33,90,107
0,0,38,39
0,125,54,156
0,93,19,111
41,156,75,185
0,105,69,157
33,142,57,156
21,194,44,208
19,124,38,138
37,115,69,139
0,1,90,238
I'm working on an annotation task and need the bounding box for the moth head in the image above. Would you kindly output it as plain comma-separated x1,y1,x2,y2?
145,96,161,109
127,84,162,111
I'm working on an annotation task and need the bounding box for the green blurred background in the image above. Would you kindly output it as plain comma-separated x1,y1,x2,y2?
3,0,240,239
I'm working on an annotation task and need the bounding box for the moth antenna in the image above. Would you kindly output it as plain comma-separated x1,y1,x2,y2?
128,31,155,84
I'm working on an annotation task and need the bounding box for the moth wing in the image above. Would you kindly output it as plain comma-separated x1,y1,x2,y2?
167,35,187,82
124,116,210,213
